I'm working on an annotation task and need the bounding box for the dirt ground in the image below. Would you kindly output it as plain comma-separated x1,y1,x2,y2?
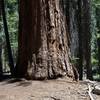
0,76,99,100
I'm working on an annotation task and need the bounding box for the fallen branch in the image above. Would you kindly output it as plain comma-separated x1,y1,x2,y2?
88,84,94,100
84,79,100,96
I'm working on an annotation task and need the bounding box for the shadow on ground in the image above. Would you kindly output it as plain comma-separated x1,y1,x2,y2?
0,75,32,87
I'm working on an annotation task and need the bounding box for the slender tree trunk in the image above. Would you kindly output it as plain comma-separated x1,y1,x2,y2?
77,0,83,80
1,0,15,76
82,0,92,80
96,7,100,77
97,38,100,76
67,0,79,58
16,0,74,80
0,1,3,77
0,48,2,76
77,0,93,80
0,2,1,17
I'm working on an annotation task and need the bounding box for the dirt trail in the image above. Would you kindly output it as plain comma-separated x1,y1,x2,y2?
0,77,97,100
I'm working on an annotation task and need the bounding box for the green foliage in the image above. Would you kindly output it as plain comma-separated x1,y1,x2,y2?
6,0,18,65
91,0,100,64
91,57,98,65
70,57,79,65
6,0,18,48
0,0,18,70
92,0,100,7
0,0,18,47
91,0,100,79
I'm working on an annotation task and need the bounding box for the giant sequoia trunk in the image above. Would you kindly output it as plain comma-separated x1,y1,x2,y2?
16,0,74,79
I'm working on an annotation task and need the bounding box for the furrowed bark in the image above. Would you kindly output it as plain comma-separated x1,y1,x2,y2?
16,0,74,80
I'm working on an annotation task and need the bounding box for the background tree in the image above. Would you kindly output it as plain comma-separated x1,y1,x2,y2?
64,0,80,79
0,1,3,77
0,35,3,77
1,0,14,76
64,0,93,80
96,1,100,78
78,0,93,80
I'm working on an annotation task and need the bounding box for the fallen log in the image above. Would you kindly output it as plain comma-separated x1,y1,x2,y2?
92,85,100,95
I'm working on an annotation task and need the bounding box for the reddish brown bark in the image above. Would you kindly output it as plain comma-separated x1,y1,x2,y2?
16,0,74,80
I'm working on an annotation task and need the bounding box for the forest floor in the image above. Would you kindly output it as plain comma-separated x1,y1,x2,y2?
0,76,100,100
